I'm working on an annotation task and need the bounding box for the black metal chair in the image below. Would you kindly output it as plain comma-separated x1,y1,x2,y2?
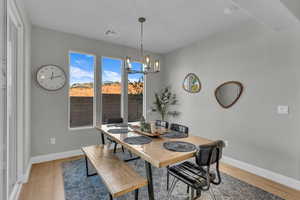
166,123,189,190
167,140,225,200
170,123,189,134
106,118,125,153
155,120,169,128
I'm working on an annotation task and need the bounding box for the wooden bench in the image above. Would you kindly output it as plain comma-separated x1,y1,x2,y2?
82,145,147,200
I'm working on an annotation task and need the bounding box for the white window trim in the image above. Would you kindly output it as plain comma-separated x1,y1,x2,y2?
68,51,96,131
100,56,125,125
100,56,146,124
68,53,147,130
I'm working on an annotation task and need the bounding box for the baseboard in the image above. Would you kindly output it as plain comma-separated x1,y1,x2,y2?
31,149,84,164
12,161,33,200
30,145,119,164
9,182,22,200
222,156,300,191
19,161,32,183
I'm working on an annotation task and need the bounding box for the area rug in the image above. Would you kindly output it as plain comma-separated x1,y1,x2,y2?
62,153,283,200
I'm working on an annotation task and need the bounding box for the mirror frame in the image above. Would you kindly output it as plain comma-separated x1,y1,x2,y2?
182,73,201,93
215,81,243,109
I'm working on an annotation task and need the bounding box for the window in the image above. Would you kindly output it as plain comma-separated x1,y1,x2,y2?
69,54,145,128
101,57,122,123
128,62,144,122
69,52,95,128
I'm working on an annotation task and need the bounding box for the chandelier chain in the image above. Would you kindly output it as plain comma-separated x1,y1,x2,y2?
140,19,144,59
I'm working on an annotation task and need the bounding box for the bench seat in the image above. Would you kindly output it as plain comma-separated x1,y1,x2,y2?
82,145,147,198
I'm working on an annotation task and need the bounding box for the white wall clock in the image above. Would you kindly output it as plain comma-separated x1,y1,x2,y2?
36,64,66,91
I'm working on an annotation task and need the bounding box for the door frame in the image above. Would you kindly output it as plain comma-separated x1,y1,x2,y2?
1,0,7,199
6,0,24,197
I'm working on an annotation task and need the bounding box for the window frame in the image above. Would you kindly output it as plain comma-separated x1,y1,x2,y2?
99,56,124,124
100,56,146,124
127,61,145,122
68,52,146,130
68,50,97,130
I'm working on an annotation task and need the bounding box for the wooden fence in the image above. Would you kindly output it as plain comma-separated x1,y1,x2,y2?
70,94,143,127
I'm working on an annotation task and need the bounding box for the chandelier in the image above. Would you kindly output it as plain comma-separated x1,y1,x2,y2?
125,17,160,74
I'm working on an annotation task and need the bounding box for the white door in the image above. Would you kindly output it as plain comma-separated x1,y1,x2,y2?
6,9,18,198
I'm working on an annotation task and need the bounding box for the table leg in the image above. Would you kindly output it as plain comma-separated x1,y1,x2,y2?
145,161,155,200
101,132,105,145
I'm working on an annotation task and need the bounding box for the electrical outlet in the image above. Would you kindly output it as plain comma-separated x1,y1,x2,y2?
277,105,289,114
50,137,56,144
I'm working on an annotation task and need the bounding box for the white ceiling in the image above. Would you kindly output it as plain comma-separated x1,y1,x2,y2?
24,0,251,53
24,0,299,54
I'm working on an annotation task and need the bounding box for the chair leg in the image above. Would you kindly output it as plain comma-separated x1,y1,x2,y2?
187,185,189,193
196,189,201,199
134,189,139,200
113,142,117,153
107,139,111,148
189,188,195,200
167,177,178,200
209,187,217,200
122,146,125,152
129,150,133,157
166,170,169,191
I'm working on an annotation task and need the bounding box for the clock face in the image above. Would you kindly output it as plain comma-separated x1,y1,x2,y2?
36,65,66,91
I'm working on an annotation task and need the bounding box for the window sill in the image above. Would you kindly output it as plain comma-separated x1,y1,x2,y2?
68,126,95,131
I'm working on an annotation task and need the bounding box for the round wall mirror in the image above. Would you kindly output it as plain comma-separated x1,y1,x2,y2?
215,81,243,109
183,73,201,93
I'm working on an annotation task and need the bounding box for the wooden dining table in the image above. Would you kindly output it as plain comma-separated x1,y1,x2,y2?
95,124,212,200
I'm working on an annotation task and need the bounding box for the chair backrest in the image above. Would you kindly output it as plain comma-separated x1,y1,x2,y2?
155,120,169,128
195,140,225,167
196,140,225,187
106,118,123,124
170,123,189,134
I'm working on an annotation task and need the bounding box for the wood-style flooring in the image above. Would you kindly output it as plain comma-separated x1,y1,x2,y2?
19,156,300,200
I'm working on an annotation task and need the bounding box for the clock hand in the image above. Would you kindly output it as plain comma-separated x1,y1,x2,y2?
53,75,62,79
50,72,54,80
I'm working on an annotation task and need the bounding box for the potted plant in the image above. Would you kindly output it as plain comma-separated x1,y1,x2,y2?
151,87,179,121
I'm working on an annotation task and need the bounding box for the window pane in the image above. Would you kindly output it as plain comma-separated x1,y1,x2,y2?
69,52,95,128
128,62,144,122
102,57,122,123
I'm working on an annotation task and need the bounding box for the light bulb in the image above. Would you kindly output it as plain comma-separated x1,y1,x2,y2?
145,55,150,64
154,60,160,72
143,63,147,71
125,57,132,70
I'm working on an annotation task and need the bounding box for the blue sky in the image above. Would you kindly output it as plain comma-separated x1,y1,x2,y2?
69,52,143,85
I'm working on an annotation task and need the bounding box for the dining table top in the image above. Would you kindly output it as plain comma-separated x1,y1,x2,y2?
95,124,212,168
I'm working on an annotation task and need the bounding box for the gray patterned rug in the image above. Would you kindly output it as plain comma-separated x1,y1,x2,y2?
62,152,283,200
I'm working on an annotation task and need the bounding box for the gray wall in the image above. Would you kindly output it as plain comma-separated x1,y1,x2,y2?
162,20,300,180
31,26,162,156
281,0,300,21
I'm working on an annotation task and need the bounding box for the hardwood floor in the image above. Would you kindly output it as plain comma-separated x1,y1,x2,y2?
19,156,300,200
220,163,300,200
